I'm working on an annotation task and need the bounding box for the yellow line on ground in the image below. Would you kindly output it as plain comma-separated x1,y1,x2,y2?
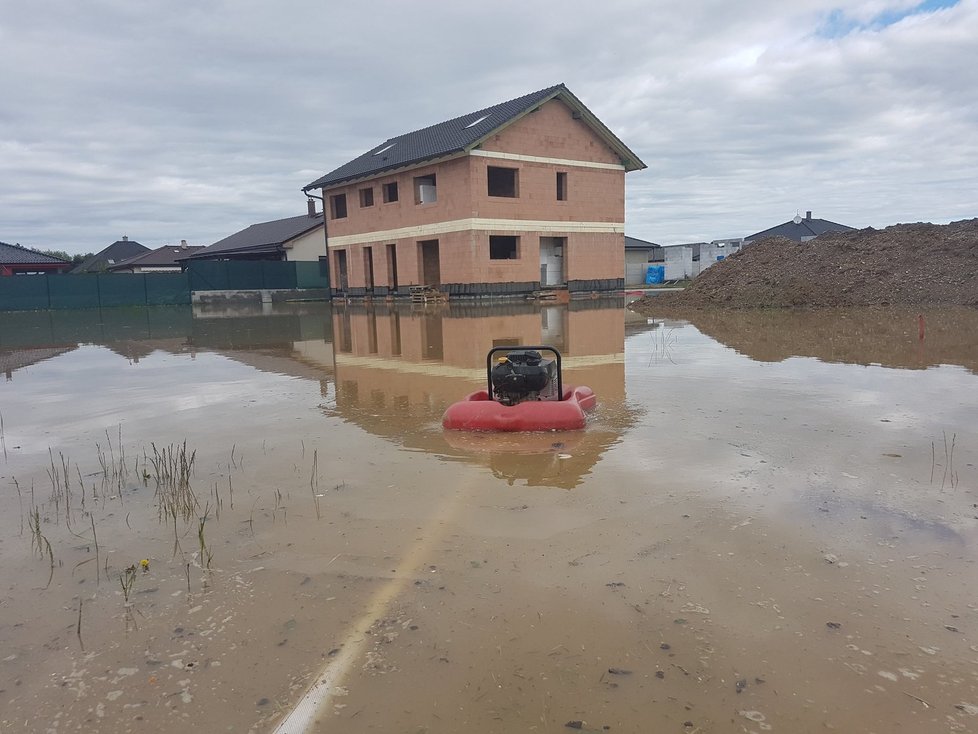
271,484,470,733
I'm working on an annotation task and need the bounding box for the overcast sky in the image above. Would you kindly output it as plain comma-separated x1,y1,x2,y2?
2,0,975,254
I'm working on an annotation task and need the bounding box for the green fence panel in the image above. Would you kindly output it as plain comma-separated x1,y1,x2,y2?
224,261,264,290
187,261,230,291
294,260,330,289
97,274,148,307
48,274,100,309
0,275,51,311
260,261,296,290
145,273,191,305
183,260,330,293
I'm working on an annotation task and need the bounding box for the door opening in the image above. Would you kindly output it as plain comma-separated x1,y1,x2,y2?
419,239,440,287
335,249,349,291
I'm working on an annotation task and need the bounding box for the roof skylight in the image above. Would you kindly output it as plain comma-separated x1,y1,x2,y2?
464,114,491,129
373,143,396,156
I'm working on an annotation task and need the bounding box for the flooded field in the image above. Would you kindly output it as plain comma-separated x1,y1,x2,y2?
1,300,977,733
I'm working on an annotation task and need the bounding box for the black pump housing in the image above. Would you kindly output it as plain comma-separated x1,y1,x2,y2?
486,346,562,406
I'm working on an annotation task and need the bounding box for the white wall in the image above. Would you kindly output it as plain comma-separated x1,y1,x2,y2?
664,246,695,280
284,225,327,262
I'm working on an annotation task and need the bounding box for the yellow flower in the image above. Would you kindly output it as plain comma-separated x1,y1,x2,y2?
139,559,150,571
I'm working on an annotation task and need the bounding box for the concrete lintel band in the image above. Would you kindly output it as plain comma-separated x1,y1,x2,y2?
469,149,625,171
328,219,625,248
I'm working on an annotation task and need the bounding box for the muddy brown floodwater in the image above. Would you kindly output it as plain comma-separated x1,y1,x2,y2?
1,300,977,733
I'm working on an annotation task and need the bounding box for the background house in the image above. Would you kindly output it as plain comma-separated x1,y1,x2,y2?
661,210,851,280
1,241,71,275
108,241,205,272
302,83,646,299
624,235,662,286
745,211,854,243
183,208,325,263
71,236,149,273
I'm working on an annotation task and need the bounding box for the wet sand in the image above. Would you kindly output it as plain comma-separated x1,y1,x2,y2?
1,303,976,733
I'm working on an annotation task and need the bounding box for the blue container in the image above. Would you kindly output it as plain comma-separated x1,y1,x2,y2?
645,265,665,285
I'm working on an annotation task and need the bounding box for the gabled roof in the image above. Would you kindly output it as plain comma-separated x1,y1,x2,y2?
0,241,70,265
108,244,207,270
625,235,661,250
184,213,324,260
303,83,646,191
71,239,150,273
746,214,855,242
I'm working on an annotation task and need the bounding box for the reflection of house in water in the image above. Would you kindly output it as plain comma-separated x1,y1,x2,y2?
0,304,335,388
0,346,77,380
328,298,638,488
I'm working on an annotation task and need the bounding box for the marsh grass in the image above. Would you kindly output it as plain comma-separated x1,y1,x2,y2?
96,426,129,498
120,564,137,603
1,410,7,462
197,508,214,569
931,432,960,490
29,506,55,589
13,477,24,536
310,450,321,520
150,441,198,523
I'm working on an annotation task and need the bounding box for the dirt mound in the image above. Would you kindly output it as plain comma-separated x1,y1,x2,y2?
630,218,978,312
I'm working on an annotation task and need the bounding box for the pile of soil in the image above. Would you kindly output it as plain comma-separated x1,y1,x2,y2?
630,218,978,312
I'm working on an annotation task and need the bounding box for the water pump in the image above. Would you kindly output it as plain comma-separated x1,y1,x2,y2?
490,349,558,406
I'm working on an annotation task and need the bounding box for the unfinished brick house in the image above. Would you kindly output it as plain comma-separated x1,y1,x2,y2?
302,84,645,298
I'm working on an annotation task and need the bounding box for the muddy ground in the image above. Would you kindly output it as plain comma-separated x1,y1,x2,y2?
2,303,978,733
630,218,978,311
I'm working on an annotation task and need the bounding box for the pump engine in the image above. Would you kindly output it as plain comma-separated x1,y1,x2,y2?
490,349,557,406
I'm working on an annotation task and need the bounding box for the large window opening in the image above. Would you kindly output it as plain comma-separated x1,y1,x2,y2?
413,174,437,204
382,182,399,203
329,193,347,219
489,235,519,260
487,166,518,197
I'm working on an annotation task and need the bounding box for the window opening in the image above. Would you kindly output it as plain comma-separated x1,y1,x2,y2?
489,235,519,260
556,172,568,201
382,182,399,203
414,174,437,204
359,187,374,207
487,166,518,197
329,193,347,219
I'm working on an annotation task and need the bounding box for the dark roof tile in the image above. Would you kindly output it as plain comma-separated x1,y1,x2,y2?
303,84,645,191
746,216,854,242
108,244,206,270
185,213,324,260
0,241,71,265
71,240,150,273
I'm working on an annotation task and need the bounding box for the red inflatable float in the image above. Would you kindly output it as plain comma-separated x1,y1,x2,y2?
442,346,596,432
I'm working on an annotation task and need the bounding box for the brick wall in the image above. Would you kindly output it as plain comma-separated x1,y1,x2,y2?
323,98,629,293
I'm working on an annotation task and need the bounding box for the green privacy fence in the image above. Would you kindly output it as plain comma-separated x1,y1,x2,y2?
0,273,190,311
0,261,330,311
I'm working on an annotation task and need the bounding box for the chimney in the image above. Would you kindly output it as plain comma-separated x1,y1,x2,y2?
806,211,812,221
122,235,128,241
307,198,317,217
180,239,188,249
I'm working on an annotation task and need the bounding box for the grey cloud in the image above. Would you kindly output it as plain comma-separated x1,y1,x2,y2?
0,0,975,253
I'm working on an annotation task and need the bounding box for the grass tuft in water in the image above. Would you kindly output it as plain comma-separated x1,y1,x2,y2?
150,441,198,523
